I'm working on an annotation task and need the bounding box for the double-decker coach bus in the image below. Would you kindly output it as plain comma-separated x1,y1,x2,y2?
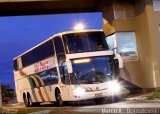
13,29,128,107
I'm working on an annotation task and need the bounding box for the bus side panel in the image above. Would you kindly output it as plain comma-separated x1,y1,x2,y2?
14,71,23,81
15,80,23,103
14,71,23,103
39,86,52,102
14,56,58,103
58,84,71,101
50,85,58,102
15,76,32,103
33,88,43,102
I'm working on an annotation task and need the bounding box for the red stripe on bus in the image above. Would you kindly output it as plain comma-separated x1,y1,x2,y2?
38,87,45,102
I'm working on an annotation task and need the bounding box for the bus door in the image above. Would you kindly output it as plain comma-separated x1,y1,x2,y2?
53,37,70,100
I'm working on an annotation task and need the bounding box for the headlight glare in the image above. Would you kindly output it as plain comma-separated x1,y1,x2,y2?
108,80,121,93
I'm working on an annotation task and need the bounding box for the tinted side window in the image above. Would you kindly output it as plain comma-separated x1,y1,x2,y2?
63,32,109,54
38,68,58,86
13,59,18,71
54,37,64,55
22,40,54,67
53,37,65,65
53,37,66,84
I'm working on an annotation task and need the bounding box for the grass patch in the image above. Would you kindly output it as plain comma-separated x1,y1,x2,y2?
147,90,160,100
17,108,51,114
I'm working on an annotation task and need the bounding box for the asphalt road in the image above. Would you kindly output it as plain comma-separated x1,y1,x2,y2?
71,100,160,114
2,95,160,114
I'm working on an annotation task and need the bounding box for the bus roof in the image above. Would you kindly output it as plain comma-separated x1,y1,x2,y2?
13,29,102,60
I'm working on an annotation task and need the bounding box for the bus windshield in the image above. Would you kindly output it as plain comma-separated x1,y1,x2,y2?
62,31,109,54
70,56,112,84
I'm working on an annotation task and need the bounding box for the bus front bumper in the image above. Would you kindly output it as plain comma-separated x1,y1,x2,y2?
70,87,129,101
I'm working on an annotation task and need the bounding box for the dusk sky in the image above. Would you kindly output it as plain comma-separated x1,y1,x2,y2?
0,12,103,88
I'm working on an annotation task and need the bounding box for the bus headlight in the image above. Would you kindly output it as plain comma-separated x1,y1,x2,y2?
74,87,85,96
108,80,121,93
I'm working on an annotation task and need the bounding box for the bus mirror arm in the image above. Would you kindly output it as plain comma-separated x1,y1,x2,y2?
112,47,117,51
114,53,123,68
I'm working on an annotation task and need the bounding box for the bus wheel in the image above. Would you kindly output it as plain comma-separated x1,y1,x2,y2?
23,95,30,107
55,89,63,106
28,98,33,107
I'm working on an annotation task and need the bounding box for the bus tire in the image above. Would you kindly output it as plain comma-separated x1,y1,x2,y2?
55,89,63,106
23,93,30,107
27,92,33,107
27,92,40,107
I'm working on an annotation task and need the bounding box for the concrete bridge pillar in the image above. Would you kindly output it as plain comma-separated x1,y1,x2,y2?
102,0,160,89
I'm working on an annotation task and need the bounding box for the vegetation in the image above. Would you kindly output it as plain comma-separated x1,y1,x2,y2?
147,90,160,100
17,108,52,114
1,84,15,103
1,84,15,98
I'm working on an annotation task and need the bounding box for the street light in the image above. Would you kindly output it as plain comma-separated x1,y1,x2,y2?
73,22,85,31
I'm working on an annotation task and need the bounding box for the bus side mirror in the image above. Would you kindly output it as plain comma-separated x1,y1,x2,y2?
112,47,118,54
66,60,73,73
114,53,123,68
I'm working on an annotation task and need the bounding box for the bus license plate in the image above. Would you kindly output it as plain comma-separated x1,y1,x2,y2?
95,93,102,97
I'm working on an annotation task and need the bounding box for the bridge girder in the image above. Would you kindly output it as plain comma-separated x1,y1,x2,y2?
0,0,107,16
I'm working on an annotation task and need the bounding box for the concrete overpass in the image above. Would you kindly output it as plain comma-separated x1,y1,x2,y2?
1,0,160,89
0,0,105,16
